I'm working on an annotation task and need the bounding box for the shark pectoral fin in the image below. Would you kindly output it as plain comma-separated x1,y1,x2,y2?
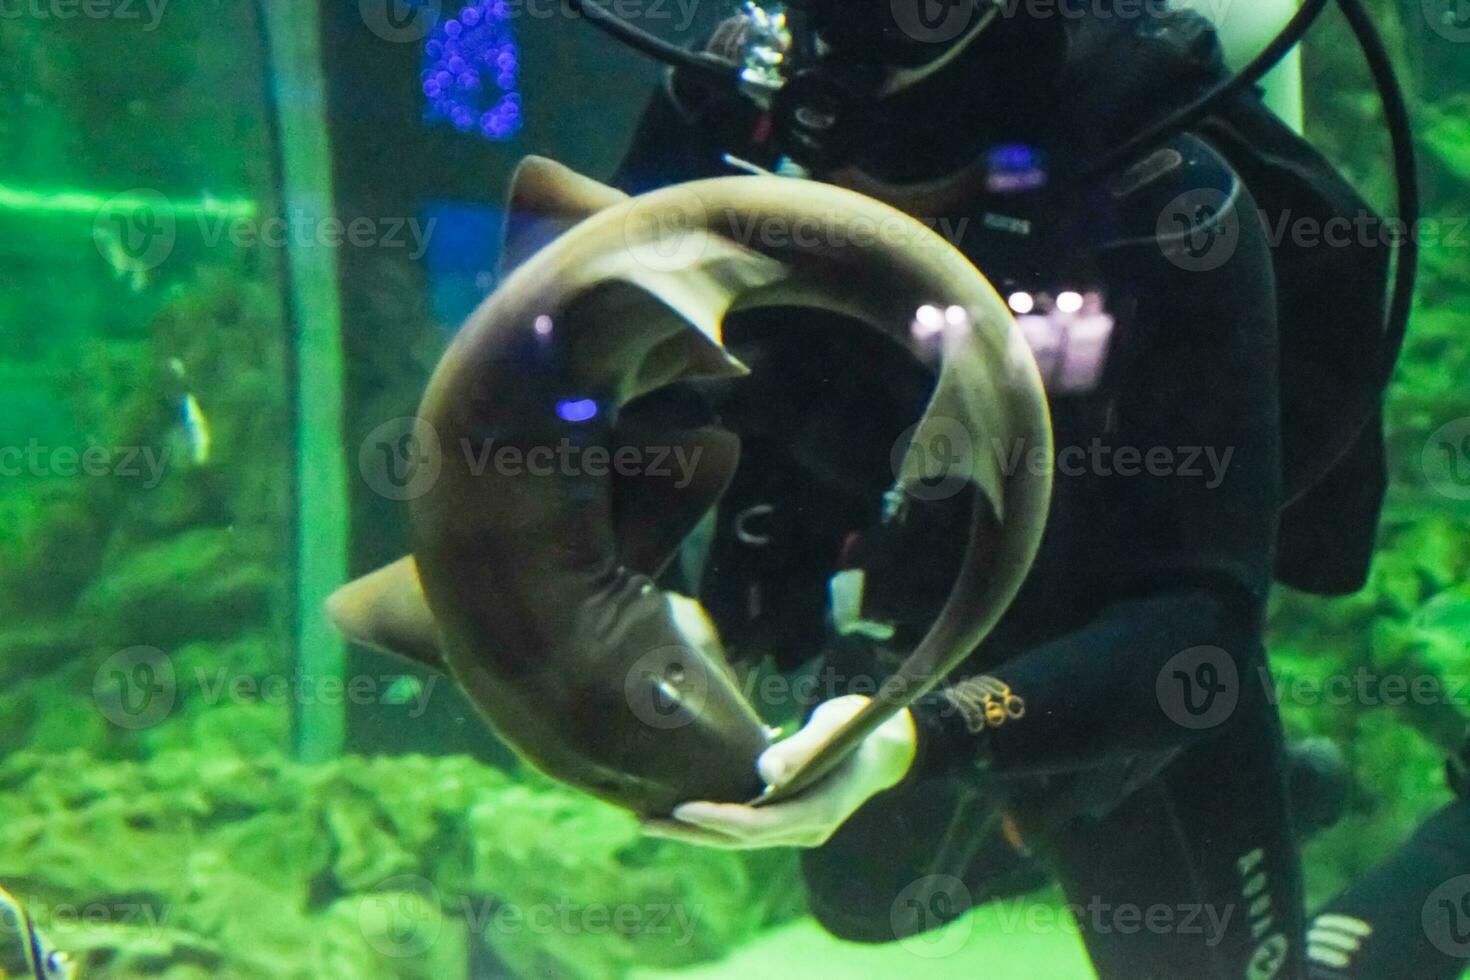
901,321,1024,522
612,425,740,577
499,155,631,277
607,237,787,353
558,229,781,402
325,556,448,674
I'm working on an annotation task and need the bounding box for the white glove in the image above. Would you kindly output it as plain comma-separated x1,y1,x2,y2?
643,694,917,850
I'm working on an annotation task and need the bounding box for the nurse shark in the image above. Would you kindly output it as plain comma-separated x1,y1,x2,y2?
328,156,1052,815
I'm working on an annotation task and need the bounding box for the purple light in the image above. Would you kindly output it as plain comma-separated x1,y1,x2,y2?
556,399,599,424
422,0,523,142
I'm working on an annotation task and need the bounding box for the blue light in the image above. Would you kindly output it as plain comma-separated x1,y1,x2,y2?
991,144,1038,170
986,143,1048,193
422,0,522,142
556,399,599,424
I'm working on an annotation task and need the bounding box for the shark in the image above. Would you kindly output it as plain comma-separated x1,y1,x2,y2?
328,156,1053,815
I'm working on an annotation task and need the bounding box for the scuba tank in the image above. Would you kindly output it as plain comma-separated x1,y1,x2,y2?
1060,7,1409,595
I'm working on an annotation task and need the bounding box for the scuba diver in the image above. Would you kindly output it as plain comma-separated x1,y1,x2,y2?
565,0,1460,976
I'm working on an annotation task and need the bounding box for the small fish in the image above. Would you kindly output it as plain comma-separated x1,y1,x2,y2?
0,886,75,980
178,393,211,466
165,359,211,466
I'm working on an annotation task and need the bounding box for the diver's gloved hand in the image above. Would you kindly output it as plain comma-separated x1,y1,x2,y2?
643,695,916,849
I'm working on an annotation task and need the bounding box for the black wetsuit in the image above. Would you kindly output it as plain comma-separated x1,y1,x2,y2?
609,14,1470,980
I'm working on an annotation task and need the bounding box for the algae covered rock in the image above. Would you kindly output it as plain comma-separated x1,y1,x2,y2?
0,750,801,979
77,528,277,649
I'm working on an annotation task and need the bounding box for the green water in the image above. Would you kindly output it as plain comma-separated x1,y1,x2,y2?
0,1,1467,977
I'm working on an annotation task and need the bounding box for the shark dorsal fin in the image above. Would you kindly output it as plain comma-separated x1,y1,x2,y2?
499,156,629,277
